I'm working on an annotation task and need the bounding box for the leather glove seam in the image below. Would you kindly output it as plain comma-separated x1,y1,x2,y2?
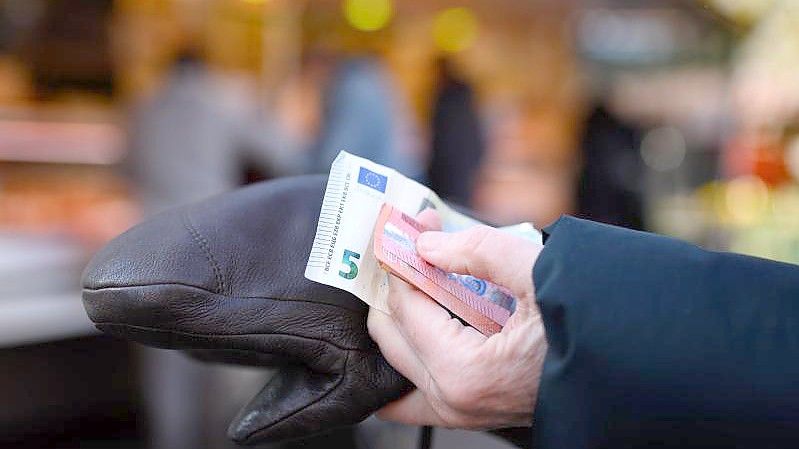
182,211,227,295
93,321,372,353
82,284,364,314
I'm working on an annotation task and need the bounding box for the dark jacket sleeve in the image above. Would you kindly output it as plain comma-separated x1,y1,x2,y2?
532,216,799,449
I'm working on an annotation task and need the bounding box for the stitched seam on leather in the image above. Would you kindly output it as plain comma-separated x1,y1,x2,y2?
82,283,364,314
181,212,227,295
245,350,350,442
94,321,369,353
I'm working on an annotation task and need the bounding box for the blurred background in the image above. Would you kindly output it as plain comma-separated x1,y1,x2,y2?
1,0,798,448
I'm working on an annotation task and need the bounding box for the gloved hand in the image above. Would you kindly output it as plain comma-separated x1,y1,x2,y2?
81,175,412,444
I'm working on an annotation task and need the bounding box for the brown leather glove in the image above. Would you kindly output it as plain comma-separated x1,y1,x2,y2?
81,175,412,444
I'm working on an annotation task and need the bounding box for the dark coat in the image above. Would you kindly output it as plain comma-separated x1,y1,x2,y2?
533,216,799,448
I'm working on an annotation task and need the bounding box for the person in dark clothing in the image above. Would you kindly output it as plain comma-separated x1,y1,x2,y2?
577,104,645,230
427,58,486,207
368,209,799,448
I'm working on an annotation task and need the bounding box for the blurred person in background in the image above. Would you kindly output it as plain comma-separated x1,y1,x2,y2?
308,56,424,181
125,48,302,449
427,58,485,208
576,102,645,230
126,48,304,214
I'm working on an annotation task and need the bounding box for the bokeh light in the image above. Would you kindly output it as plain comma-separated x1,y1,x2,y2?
343,0,394,32
432,7,478,53
725,175,770,226
640,126,687,172
707,0,776,24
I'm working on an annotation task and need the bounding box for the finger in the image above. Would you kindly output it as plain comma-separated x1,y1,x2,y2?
375,389,447,426
416,226,541,299
367,307,430,388
416,208,442,231
387,276,485,370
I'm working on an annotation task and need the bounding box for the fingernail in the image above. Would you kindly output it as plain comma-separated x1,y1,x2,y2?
416,231,444,254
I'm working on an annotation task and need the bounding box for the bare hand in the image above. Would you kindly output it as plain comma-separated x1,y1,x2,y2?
367,210,547,429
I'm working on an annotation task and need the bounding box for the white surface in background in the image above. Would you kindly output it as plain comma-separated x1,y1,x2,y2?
0,233,96,347
0,292,97,348
0,232,86,297
0,232,83,270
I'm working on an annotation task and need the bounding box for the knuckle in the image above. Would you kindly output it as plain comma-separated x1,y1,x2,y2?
460,225,495,275
463,225,493,248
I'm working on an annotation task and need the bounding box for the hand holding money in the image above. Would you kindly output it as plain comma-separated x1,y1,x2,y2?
368,210,548,429
373,204,517,335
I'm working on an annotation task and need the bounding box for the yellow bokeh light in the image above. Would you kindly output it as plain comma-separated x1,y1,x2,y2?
343,0,393,32
432,7,478,53
724,175,770,227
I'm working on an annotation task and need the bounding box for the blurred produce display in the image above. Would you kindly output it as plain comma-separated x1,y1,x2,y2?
0,164,137,245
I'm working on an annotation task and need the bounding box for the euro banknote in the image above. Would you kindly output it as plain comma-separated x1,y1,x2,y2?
304,151,541,316
374,204,514,335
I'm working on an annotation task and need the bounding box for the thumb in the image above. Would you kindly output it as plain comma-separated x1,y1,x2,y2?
415,225,541,299
228,366,333,443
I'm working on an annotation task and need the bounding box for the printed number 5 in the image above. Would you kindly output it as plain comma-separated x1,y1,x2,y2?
339,250,361,280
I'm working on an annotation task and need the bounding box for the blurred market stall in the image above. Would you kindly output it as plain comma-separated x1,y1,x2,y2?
1,0,798,448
